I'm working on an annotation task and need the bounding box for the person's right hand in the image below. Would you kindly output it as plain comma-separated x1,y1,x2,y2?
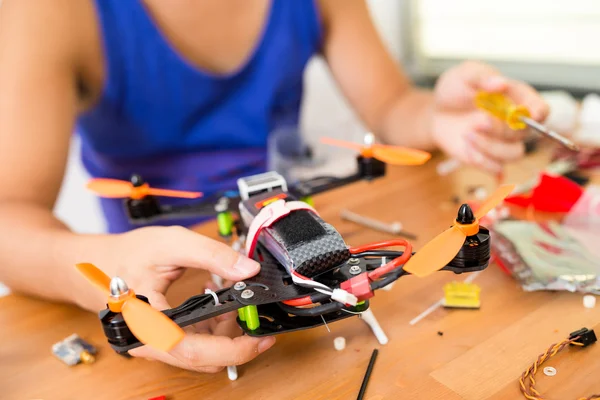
80,226,276,373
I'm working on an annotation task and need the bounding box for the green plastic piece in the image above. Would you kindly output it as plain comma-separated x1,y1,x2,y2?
300,196,314,207
357,301,366,306
241,305,260,331
217,211,234,237
238,308,246,321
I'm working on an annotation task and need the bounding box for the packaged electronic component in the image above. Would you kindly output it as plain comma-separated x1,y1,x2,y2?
492,220,600,294
52,334,97,366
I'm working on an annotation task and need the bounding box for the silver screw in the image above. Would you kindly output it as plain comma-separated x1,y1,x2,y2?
241,289,254,299
349,265,362,275
348,258,360,265
234,282,246,291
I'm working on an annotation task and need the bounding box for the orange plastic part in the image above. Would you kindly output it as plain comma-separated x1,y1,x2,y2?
107,290,136,313
455,220,479,237
319,137,431,166
86,178,202,199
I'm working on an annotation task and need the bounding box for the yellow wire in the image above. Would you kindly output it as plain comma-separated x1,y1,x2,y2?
520,339,589,400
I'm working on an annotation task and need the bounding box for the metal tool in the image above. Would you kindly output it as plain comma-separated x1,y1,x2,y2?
340,209,417,239
476,92,580,152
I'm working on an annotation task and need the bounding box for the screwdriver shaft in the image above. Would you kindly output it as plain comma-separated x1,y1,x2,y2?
520,116,580,152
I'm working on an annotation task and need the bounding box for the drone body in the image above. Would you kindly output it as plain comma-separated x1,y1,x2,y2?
78,136,510,357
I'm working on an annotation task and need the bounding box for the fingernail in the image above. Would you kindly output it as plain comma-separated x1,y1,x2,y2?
486,75,508,89
233,256,260,276
258,337,276,353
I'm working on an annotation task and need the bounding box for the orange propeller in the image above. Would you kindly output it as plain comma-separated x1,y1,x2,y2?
320,137,431,166
403,184,515,277
87,178,202,200
75,263,185,352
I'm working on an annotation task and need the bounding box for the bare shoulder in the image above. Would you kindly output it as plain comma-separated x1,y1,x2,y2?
0,0,103,104
316,0,370,25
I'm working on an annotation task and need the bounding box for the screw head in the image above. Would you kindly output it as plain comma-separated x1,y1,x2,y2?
234,282,246,291
241,289,254,299
349,265,362,275
348,258,360,265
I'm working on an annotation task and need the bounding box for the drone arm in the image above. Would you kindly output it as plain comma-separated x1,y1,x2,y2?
289,174,363,198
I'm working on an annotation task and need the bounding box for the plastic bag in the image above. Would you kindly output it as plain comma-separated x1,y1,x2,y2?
491,220,600,294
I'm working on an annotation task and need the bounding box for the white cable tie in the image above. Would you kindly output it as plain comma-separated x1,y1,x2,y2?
204,288,221,306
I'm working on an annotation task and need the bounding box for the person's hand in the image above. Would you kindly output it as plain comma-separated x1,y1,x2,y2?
431,61,549,174
92,226,276,373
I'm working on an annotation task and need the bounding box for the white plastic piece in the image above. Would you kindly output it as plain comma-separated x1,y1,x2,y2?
333,336,346,351
204,288,221,306
584,295,596,309
331,288,358,306
543,366,557,377
227,365,238,381
436,158,461,176
361,308,388,345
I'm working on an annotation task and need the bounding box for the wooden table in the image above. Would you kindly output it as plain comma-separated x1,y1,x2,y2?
2,149,599,400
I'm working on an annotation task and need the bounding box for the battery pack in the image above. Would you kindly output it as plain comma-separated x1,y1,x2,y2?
240,190,350,277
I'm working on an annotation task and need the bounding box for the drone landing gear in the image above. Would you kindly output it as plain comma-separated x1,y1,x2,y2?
360,308,388,345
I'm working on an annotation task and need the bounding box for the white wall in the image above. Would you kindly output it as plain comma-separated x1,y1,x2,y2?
53,1,405,233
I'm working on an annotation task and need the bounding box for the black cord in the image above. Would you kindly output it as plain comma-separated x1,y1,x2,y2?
357,349,379,400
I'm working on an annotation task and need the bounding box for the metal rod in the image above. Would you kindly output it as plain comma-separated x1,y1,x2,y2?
520,116,580,152
357,349,379,400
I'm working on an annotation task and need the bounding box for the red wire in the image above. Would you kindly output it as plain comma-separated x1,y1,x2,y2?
349,239,412,280
282,271,319,306
282,239,413,306
283,296,312,306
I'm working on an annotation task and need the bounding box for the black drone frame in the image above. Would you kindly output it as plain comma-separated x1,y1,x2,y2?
96,155,490,354
100,233,491,354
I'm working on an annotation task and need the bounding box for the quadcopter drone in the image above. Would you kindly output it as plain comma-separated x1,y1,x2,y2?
76,135,514,356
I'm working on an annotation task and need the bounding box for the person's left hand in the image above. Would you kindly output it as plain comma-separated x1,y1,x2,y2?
431,61,549,175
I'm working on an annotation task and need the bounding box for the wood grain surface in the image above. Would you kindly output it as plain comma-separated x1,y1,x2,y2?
1,146,599,400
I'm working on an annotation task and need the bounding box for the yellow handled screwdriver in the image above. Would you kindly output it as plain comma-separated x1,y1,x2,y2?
475,92,580,152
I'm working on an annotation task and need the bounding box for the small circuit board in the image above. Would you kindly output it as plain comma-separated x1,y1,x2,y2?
52,334,97,366
443,281,481,309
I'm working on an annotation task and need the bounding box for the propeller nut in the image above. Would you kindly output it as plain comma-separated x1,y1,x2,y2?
109,277,130,297
456,204,476,225
130,174,145,187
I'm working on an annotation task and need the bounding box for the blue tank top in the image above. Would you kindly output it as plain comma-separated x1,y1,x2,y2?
77,0,322,233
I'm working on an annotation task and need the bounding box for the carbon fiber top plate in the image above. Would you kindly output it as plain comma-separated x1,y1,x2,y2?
266,213,350,277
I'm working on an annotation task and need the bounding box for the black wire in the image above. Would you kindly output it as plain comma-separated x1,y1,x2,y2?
370,268,408,291
357,349,379,400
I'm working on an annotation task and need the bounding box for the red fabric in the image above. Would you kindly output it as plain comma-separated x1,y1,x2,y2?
504,174,584,213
